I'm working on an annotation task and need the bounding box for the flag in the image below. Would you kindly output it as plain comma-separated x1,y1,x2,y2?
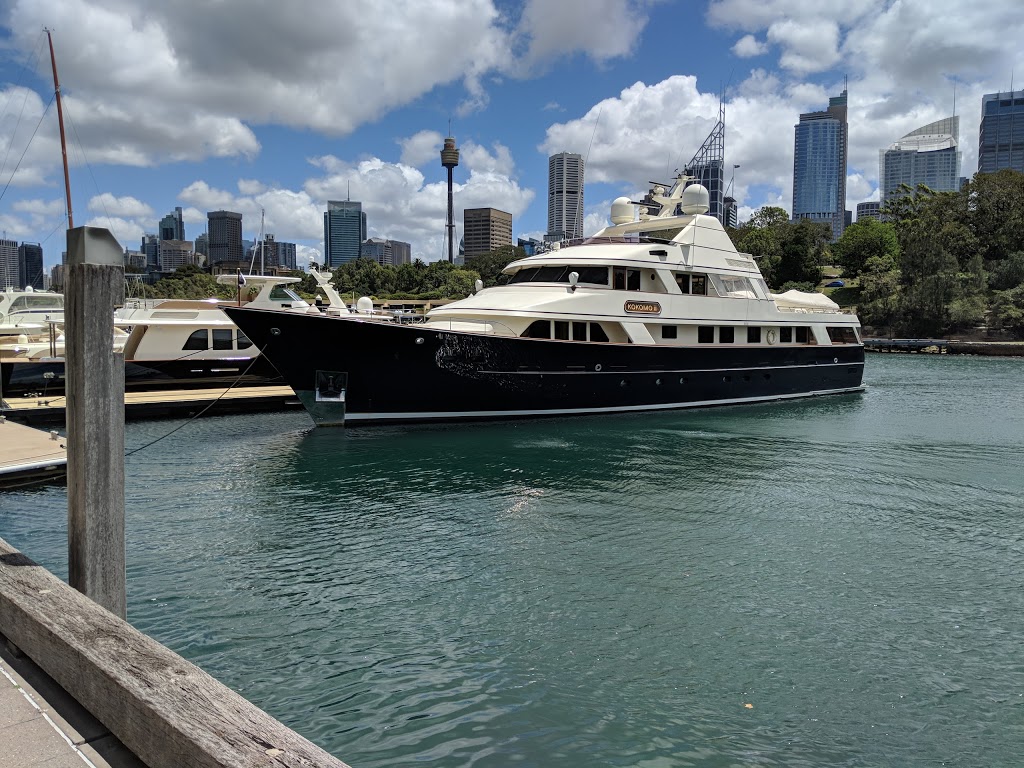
237,271,246,287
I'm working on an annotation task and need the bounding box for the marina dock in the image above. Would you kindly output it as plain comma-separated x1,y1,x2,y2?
864,339,1024,355
0,418,67,489
1,385,300,426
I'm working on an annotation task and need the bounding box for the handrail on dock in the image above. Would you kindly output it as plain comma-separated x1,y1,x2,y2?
0,537,351,768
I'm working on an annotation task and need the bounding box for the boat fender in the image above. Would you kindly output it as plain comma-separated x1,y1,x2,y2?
766,330,776,345
594,363,602,372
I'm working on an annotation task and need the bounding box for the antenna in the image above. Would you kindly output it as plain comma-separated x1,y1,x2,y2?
347,180,350,202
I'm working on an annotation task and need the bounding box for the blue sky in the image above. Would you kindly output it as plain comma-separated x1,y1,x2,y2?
0,0,1021,272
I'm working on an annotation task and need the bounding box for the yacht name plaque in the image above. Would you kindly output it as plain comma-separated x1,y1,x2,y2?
624,300,661,314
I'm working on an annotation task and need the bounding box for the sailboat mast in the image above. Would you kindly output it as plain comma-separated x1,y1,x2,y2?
45,28,73,229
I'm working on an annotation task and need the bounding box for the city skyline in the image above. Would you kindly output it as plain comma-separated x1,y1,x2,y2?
0,0,1020,271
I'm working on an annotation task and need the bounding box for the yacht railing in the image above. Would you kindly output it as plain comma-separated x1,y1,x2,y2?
774,305,846,314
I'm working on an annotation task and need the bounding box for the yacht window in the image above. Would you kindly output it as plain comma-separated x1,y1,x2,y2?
780,327,793,343
236,331,254,350
554,321,570,340
662,325,678,339
796,326,809,343
269,285,303,302
675,273,691,293
627,269,641,290
698,326,714,343
719,326,735,343
535,266,570,282
212,329,233,350
747,326,761,343
576,266,609,285
590,323,609,343
572,321,587,341
613,266,626,290
827,326,858,343
509,267,540,284
11,295,64,311
691,275,708,296
522,320,550,338
183,330,209,351
710,275,755,298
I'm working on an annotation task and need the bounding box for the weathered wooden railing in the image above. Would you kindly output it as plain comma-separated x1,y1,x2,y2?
0,537,351,768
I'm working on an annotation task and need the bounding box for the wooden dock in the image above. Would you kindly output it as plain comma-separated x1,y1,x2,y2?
864,339,1024,356
0,418,67,489
1,385,301,426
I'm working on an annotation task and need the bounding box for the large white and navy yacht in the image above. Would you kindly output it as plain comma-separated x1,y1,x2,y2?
224,177,864,426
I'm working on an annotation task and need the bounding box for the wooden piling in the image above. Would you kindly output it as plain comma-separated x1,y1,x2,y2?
65,227,126,619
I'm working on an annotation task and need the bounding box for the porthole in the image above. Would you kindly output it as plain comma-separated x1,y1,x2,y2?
620,379,628,387
594,363,603,372
833,357,838,363
655,378,662,385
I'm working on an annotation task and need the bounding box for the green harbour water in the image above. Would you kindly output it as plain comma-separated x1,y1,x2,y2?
2,353,1024,767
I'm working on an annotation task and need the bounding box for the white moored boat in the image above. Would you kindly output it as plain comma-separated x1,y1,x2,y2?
223,175,865,427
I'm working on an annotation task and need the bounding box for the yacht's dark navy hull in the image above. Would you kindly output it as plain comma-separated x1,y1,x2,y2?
1,355,282,398
223,307,865,426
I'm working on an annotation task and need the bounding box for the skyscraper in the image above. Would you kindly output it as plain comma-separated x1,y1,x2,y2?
323,201,367,267
159,206,185,241
547,152,584,241
879,117,961,205
856,202,882,222
463,208,512,259
685,108,726,224
361,238,412,266
0,239,18,289
792,88,848,241
18,243,43,289
979,89,1024,174
207,210,244,266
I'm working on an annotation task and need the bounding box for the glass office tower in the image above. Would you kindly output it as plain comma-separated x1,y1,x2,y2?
792,89,848,242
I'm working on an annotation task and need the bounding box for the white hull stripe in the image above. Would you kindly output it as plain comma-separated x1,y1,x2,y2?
336,386,865,422
488,361,864,375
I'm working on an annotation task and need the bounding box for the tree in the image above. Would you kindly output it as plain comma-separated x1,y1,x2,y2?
832,218,899,277
774,218,829,288
466,245,525,286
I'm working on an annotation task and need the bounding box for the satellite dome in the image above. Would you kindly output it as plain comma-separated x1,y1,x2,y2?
680,184,710,215
356,296,374,313
610,196,634,225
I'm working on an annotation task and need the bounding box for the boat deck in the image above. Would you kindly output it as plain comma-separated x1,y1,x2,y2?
0,418,67,488
1,385,300,427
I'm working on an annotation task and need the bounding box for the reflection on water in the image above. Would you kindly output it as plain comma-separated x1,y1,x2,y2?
2,354,1024,767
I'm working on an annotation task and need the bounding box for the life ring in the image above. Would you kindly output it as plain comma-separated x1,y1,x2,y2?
766,329,777,345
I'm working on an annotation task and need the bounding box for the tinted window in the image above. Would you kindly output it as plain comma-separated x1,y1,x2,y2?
747,326,761,343
613,267,626,290
780,327,793,343
572,321,587,341
627,269,641,290
827,326,858,343
522,320,550,338
590,323,609,342
554,321,570,340
698,326,714,343
212,329,233,350
237,331,253,350
183,330,208,351
796,326,809,343
719,326,735,343
509,267,540,284
535,266,570,282
675,273,691,293
691,275,707,295
662,325,678,339
576,266,609,285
